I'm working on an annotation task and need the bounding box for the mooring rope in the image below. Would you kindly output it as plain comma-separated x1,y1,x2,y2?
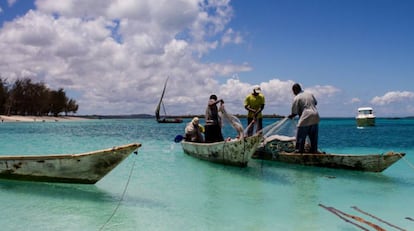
398,153,414,171
222,139,228,163
99,151,139,231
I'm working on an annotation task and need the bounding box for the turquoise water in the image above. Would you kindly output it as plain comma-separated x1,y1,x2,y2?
0,118,413,231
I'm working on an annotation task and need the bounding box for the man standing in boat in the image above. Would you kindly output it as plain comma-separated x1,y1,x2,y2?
288,83,320,153
244,86,265,136
205,94,224,143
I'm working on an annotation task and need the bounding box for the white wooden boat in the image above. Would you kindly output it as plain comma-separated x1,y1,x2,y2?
181,134,262,167
0,143,141,184
356,107,376,127
253,136,404,172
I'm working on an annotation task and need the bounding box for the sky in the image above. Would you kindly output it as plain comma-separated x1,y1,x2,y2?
0,0,413,117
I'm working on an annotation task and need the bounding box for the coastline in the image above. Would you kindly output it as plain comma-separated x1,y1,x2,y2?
0,115,88,122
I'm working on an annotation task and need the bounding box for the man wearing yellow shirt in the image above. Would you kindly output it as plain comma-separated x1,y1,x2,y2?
244,86,265,136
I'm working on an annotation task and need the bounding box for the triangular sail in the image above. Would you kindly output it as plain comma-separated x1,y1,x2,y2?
155,77,169,121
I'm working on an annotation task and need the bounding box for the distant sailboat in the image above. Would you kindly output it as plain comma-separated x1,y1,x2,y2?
155,77,183,123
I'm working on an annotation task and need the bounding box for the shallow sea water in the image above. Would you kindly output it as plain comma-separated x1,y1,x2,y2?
0,118,413,231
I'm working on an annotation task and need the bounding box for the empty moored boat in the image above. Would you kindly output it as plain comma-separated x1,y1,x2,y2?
0,143,141,184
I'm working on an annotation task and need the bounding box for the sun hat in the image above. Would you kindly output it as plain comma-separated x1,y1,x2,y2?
253,85,261,94
192,117,199,124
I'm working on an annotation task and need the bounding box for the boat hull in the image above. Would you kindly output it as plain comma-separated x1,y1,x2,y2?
0,143,141,184
356,107,376,127
181,134,262,167
253,139,404,172
356,117,375,127
157,118,183,123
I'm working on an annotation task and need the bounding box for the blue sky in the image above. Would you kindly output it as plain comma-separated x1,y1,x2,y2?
0,0,413,117
224,1,413,90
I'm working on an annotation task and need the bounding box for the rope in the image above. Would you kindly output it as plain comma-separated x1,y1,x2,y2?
260,150,264,174
222,139,227,163
398,153,414,171
99,152,138,231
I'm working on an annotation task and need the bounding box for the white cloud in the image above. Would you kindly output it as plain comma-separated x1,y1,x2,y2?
1,10,56,46
306,85,341,101
35,0,105,17
371,91,414,106
349,98,361,104
221,28,243,46
211,79,342,117
0,0,246,115
0,0,343,117
8,0,17,7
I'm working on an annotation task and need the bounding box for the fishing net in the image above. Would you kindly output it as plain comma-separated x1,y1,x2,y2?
259,117,298,154
219,105,245,139
219,106,298,142
262,117,297,138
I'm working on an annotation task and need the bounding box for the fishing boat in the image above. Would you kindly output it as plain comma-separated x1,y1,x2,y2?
252,135,404,172
356,107,376,127
0,143,141,184
181,134,262,167
155,77,183,123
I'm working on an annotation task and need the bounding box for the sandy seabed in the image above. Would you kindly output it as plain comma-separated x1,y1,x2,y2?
0,115,87,122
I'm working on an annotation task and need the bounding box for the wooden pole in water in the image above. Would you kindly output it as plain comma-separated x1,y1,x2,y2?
319,204,386,231
351,206,406,231
319,204,370,231
406,217,414,222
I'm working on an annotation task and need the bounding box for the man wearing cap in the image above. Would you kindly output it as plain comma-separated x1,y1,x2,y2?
244,86,265,136
185,117,204,142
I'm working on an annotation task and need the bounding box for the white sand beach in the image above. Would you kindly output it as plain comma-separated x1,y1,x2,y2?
0,115,87,122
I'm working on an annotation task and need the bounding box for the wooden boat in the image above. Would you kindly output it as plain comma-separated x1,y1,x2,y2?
155,77,183,123
181,134,262,167
0,143,141,184
252,136,404,172
356,107,376,127
157,117,183,123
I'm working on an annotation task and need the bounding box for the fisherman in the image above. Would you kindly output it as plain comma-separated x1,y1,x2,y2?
288,83,320,153
244,85,265,136
184,117,204,142
204,94,224,143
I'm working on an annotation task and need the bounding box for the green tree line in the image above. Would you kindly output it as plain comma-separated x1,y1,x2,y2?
0,77,78,116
